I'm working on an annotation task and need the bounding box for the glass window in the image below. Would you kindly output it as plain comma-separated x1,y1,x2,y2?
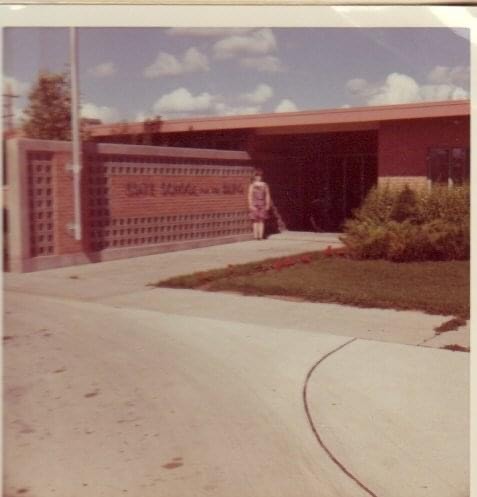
428,147,469,186
428,148,449,184
450,148,470,185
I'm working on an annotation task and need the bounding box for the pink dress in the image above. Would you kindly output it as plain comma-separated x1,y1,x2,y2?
249,182,269,221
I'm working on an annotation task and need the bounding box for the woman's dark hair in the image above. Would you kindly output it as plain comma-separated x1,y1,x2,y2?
254,168,264,177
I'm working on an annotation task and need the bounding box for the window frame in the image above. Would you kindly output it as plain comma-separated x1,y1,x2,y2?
427,146,470,187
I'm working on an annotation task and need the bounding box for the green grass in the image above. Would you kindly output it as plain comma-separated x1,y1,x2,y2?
155,252,470,318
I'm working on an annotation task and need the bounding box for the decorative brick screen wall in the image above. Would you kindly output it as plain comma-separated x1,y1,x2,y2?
27,151,55,257
87,155,251,251
6,139,254,272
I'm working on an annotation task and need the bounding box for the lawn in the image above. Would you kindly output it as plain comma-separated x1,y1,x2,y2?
155,252,470,318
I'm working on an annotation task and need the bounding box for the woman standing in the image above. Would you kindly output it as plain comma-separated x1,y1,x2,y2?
248,169,271,240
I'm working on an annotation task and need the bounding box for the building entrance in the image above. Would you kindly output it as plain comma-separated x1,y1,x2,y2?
305,153,377,232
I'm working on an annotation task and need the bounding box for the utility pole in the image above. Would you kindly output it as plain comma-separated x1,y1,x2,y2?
2,81,19,132
69,27,82,241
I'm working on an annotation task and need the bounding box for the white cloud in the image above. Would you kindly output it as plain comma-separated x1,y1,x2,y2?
88,62,117,78
144,47,209,78
134,111,155,123
427,65,469,86
228,106,261,116
214,102,261,116
11,106,25,126
240,84,273,104
346,78,371,95
81,102,120,123
240,56,285,73
147,87,266,118
3,75,29,96
167,27,253,38
213,28,277,59
153,87,215,115
346,71,469,106
419,84,468,102
368,73,420,105
274,99,298,113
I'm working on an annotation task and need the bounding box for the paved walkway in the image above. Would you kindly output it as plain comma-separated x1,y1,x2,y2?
4,232,469,349
3,233,470,497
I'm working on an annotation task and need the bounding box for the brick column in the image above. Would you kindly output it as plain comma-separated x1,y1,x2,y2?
6,139,31,272
52,151,89,255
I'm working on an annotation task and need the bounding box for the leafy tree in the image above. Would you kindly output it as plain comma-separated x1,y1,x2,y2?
22,71,72,140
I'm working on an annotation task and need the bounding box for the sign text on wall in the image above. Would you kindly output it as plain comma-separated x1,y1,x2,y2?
125,182,245,198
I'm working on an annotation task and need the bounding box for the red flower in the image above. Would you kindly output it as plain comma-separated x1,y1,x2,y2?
324,246,348,258
273,260,284,271
324,245,333,257
300,254,312,264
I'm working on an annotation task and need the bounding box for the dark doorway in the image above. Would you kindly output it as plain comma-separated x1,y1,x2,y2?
305,153,377,232
251,129,378,233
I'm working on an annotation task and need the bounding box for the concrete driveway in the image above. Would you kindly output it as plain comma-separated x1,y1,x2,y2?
3,236,470,497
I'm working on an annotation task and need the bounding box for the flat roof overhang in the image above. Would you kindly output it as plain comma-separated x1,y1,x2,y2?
87,99,470,138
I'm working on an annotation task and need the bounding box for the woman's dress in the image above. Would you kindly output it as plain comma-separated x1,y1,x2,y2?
249,183,269,221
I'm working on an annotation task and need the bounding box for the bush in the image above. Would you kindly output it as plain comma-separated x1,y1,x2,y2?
390,185,420,223
342,184,469,262
351,186,397,224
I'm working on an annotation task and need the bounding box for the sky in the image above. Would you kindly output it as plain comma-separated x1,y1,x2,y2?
2,27,470,125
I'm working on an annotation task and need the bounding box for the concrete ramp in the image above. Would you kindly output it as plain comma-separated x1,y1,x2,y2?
306,339,469,497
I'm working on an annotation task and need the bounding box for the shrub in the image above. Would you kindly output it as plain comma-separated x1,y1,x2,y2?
341,220,390,259
342,183,470,262
390,185,420,223
351,186,397,224
422,184,470,224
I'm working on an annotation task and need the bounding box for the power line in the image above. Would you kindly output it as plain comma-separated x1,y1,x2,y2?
2,82,20,131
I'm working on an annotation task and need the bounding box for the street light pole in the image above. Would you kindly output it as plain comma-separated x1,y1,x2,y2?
70,26,82,240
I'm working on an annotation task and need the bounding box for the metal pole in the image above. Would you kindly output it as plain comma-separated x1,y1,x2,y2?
70,27,82,240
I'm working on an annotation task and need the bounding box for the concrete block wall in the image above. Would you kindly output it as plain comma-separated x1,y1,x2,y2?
377,176,430,191
6,138,254,272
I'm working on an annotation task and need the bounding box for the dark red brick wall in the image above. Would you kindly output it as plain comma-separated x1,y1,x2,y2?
110,174,248,218
378,116,470,177
46,148,252,256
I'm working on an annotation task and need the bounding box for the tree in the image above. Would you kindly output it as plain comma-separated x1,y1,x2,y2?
22,71,72,140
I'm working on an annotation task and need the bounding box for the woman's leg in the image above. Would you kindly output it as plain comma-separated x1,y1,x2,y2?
253,222,260,239
258,221,265,239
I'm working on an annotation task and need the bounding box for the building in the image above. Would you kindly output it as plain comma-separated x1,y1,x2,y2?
4,99,470,272
87,99,470,232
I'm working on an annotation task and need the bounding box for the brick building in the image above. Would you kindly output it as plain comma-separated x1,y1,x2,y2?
4,99,470,271
88,99,470,232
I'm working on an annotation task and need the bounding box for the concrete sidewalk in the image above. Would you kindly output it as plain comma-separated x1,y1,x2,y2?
3,234,470,497
4,291,469,497
4,233,469,350
4,233,342,301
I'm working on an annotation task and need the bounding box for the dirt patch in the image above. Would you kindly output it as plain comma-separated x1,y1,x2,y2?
442,344,470,353
434,317,467,334
162,461,183,470
84,390,100,398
